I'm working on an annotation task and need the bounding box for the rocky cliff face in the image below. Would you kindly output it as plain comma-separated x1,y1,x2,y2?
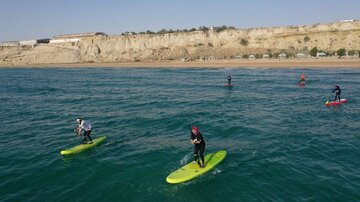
1,21,360,65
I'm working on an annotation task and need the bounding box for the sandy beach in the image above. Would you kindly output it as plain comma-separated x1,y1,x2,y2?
2,58,360,68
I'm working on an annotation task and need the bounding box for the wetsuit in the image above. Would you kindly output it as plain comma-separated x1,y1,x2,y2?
227,75,232,85
191,132,206,166
332,86,341,101
79,120,93,143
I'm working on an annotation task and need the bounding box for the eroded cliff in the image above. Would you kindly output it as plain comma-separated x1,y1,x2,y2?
1,21,359,65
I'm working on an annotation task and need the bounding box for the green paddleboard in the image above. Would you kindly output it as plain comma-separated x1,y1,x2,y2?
166,150,227,184
60,136,107,156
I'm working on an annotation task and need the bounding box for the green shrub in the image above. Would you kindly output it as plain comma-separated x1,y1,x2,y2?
215,25,227,32
304,36,310,42
337,48,346,58
157,29,168,34
146,30,155,34
310,47,318,57
240,39,248,46
348,50,355,56
198,26,209,31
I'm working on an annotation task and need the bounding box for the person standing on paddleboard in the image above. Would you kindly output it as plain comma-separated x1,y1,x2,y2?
75,118,93,144
300,73,305,82
191,126,206,168
332,85,341,102
227,74,232,86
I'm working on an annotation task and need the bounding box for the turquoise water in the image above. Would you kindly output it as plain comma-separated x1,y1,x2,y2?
0,67,359,201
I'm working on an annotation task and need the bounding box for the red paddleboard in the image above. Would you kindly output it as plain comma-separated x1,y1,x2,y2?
298,81,305,86
325,99,347,106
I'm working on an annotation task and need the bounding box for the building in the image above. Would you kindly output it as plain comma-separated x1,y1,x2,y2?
278,53,287,59
1,38,50,47
49,38,80,44
36,38,50,44
19,40,37,46
0,41,19,47
316,52,326,57
340,19,356,22
296,53,306,59
54,32,108,40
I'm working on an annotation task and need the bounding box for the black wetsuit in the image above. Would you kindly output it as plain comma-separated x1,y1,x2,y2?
227,75,232,85
191,132,206,166
332,86,341,101
83,130,92,142
78,120,93,143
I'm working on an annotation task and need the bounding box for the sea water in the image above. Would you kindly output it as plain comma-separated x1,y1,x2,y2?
0,67,359,201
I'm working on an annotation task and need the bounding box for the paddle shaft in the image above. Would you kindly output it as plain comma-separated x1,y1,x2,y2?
74,129,83,143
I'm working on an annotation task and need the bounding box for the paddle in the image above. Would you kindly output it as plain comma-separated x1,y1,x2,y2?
74,128,83,143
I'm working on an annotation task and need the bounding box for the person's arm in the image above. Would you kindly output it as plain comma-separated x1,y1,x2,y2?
198,133,204,143
79,121,84,129
75,121,84,134
74,126,81,135
191,136,199,144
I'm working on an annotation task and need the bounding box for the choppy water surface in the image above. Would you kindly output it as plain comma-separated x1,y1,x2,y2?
0,67,359,201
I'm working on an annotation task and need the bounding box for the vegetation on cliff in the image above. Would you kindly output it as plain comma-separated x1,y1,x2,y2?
1,21,360,65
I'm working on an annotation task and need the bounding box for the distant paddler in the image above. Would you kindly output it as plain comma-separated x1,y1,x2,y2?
227,73,232,86
300,73,305,82
332,85,341,102
298,73,306,86
190,126,206,168
75,118,93,144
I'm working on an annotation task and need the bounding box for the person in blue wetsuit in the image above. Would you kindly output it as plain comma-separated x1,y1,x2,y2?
75,118,93,144
227,74,232,86
190,126,206,168
332,85,341,101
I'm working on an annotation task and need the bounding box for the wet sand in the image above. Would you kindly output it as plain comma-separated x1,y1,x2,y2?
1,58,360,68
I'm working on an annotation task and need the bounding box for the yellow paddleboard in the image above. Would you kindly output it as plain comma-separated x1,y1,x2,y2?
166,150,227,184
60,136,107,156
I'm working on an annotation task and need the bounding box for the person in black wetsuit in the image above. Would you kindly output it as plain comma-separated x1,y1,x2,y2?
75,118,93,144
332,85,341,101
190,126,206,168
227,74,232,86
300,73,305,82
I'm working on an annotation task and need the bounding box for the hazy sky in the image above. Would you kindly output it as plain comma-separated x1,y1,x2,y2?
1,0,359,42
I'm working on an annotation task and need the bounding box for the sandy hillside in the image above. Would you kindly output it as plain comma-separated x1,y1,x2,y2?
1,21,360,66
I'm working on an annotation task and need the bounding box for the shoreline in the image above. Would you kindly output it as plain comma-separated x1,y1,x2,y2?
1,58,360,68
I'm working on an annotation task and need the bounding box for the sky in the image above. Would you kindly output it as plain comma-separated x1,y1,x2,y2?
1,0,359,42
